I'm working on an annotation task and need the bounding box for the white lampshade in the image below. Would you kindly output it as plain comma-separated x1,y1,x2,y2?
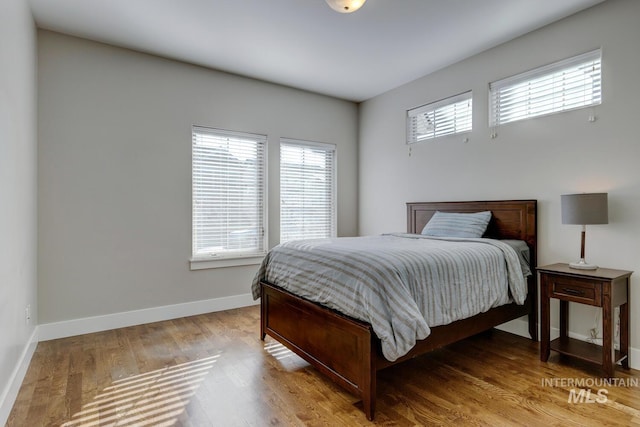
325,0,367,13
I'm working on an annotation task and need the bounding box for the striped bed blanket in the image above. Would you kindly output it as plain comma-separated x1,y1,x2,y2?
252,233,527,362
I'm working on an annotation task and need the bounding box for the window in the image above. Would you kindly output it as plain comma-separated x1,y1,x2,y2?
406,91,472,144
489,49,601,126
191,126,266,267
280,139,336,243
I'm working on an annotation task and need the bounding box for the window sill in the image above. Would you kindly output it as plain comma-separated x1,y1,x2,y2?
190,254,265,270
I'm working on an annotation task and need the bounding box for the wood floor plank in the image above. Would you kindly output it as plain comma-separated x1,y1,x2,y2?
7,305,640,426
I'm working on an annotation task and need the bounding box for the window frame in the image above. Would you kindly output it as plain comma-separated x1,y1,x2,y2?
489,49,602,127
190,125,267,270
406,91,473,144
279,138,337,244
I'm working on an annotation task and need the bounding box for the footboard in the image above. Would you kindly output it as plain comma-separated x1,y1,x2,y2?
260,281,377,420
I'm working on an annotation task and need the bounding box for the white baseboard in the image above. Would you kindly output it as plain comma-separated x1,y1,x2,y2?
0,327,38,426
38,293,258,341
631,347,640,371
495,317,533,339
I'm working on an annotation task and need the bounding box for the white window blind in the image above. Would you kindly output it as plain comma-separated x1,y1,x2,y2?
280,139,336,243
489,49,601,126
407,91,472,144
192,126,266,259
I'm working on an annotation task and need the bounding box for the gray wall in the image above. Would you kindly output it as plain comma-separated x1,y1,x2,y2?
0,0,38,420
359,0,640,350
37,31,358,324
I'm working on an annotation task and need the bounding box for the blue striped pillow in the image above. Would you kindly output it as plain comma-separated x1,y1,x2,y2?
421,210,492,238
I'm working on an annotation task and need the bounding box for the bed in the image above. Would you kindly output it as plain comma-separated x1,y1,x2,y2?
255,200,537,420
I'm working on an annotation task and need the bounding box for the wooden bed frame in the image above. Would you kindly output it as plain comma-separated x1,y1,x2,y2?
259,200,537,420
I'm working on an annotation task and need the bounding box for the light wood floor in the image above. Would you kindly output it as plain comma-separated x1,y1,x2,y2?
7,305,640,426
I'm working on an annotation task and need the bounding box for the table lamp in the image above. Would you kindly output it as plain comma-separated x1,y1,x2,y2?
561,193,608,270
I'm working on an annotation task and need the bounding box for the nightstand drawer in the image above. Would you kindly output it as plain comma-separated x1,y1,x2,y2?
549,276,601,306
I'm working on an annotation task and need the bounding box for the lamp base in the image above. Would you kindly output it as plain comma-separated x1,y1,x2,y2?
569,259,598,270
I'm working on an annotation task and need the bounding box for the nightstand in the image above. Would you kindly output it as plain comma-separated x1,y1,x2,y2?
539,263,633,377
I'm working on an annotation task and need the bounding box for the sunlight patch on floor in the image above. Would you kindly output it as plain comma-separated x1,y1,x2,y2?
61,354,220,426
264,341,295,360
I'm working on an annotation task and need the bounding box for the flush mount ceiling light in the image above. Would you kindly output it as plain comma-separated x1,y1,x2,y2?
325,0,367,13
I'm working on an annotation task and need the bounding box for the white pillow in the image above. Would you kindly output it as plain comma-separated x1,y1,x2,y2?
421,211,492,238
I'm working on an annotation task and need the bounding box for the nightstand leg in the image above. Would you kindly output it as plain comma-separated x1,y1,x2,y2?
603,291,615,378
620,302,629,369
559,300,569,339
540,274,550,362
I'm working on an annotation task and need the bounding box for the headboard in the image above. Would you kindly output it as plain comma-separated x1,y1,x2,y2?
407,200,537,267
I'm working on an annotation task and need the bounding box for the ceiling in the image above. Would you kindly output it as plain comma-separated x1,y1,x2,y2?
29,0,605,102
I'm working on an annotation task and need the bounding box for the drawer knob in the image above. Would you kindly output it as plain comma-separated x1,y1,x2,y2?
562,287,584,296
